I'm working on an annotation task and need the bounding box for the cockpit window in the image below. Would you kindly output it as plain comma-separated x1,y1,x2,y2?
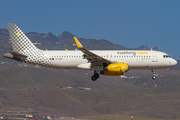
163,55,169,58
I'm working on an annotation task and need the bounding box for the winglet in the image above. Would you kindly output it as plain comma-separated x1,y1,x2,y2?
74,36,83,48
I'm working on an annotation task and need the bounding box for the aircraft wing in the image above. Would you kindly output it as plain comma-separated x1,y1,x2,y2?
74,36,111,65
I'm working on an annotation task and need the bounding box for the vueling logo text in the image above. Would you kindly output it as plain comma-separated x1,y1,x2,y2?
117,51,149,56
136,51,148,55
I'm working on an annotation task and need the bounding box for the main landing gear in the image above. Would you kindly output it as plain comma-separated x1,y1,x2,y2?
91,71,99,81
151,69,158,80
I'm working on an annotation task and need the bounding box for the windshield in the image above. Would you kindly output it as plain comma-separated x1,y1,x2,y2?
163,55,170,58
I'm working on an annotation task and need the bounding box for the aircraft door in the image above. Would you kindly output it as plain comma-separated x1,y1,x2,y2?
152,52,158,62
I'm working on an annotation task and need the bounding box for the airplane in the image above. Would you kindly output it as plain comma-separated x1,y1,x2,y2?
3,23,177,81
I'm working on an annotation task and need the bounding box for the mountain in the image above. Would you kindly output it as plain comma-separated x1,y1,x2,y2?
153,46,158,51
134,45,150,50
57,31,74,40
26,32,59,43
0,29,10,41
0,28,153,50
0,29,9,36
99,39,114,45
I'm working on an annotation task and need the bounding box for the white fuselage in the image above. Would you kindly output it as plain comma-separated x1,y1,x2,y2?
5,23,178,80
40,50,177,70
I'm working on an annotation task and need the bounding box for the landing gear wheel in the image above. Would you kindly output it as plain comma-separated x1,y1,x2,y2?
94,73,99,78
91,76,96,81
151,69,158,80
152,76,156,80
91,73,99,81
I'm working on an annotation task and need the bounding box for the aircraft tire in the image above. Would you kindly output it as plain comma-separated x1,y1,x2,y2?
152,76,156,80
91,73,99,81
94,73,99,79
91,76,96,81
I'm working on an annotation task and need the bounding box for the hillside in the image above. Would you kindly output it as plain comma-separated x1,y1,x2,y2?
0,64,180,119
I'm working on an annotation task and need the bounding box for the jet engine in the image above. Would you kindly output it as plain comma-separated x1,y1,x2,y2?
100,63,128,76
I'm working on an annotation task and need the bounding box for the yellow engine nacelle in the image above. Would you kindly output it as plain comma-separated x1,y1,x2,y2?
100,63,128,76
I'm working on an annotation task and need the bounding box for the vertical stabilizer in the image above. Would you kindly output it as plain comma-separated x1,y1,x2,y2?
7,23,38,55
5,23,52,68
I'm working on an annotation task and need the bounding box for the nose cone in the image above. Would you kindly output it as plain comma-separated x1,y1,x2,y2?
171,59,177,67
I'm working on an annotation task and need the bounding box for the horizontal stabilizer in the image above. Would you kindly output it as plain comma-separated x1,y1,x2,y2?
9,51,27,57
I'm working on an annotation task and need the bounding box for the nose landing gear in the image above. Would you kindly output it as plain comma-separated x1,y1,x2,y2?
151,69,158,80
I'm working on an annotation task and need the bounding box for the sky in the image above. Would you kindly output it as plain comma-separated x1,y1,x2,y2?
0,0,180,59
